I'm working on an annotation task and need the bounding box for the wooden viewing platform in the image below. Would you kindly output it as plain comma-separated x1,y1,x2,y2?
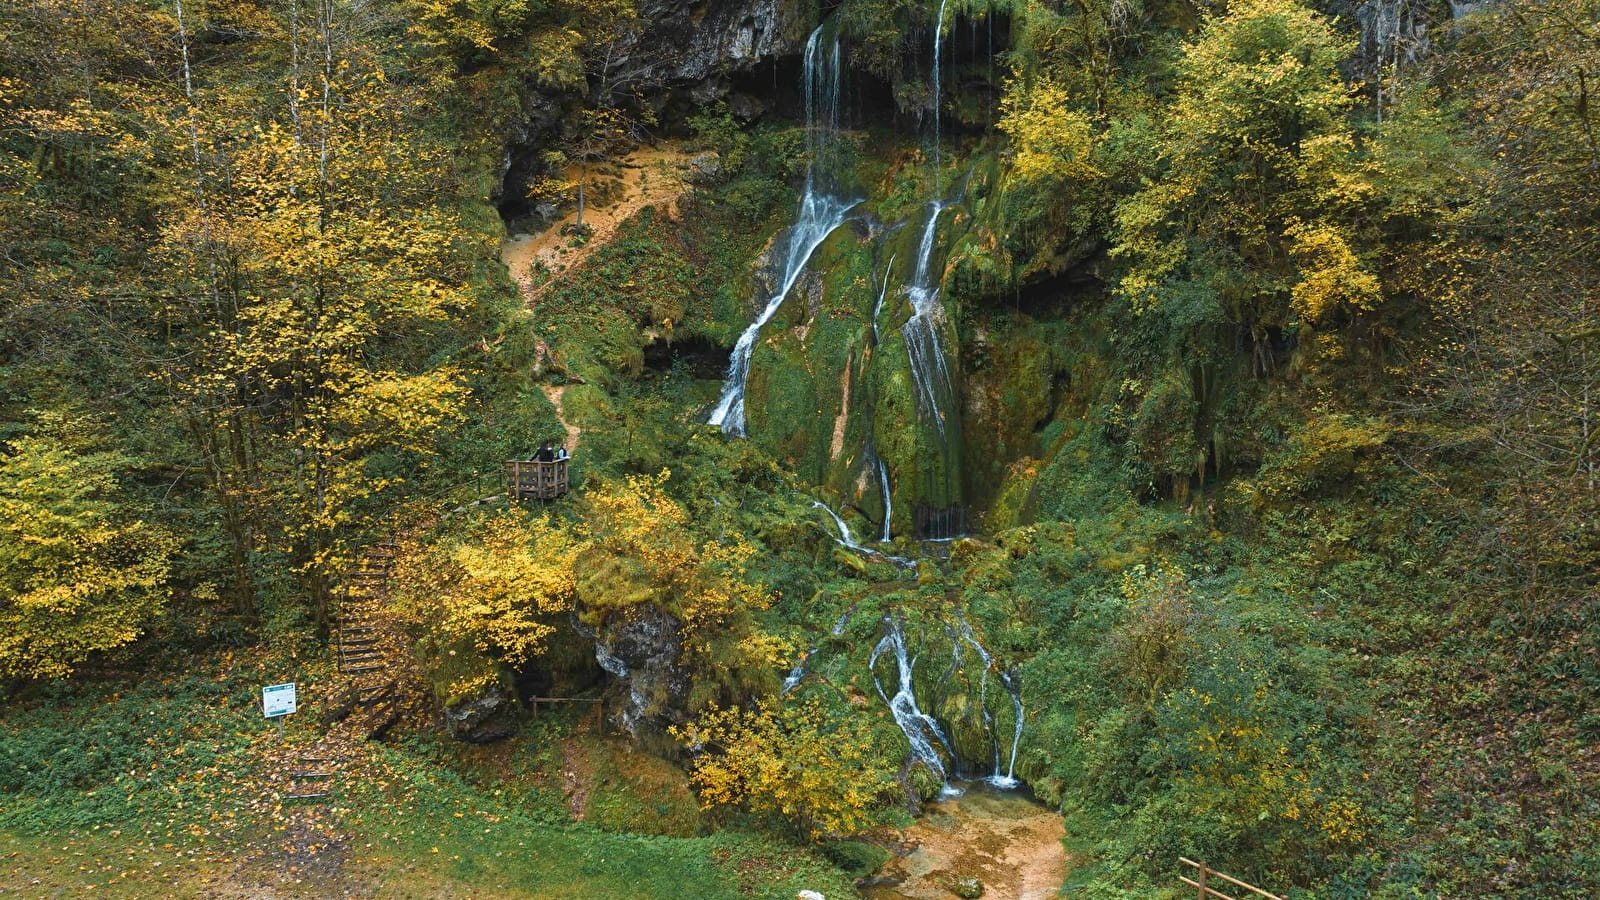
506,458,570,501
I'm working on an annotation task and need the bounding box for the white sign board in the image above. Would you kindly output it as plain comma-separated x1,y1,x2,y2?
262,682,297,718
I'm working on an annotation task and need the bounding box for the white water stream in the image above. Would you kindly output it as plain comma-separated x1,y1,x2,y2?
709,27,857,436
872,616,962,798
901,203,957,435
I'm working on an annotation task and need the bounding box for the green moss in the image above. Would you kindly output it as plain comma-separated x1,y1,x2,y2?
822,839,891,876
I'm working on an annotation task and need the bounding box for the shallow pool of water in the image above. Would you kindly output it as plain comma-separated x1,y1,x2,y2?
860,782,1068,900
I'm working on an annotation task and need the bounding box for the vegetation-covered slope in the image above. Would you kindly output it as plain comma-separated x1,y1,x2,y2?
2,0,1596,897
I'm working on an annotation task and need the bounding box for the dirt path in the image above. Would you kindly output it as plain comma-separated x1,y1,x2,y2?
545,385,580,452
863,785,1069,900
501,145,698,300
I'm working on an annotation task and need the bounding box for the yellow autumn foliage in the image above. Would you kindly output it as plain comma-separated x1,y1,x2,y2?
0,434,174,680
391,510,581,690
579,471,772,640
998,78,1101,186
672,698,896,838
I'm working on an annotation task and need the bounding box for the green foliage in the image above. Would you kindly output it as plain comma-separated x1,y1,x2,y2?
0,665,256,834
1111,0,1361,330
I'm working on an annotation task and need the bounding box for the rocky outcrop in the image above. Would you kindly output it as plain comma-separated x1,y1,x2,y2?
498,0,805,210
443,684,521,743
608,0,804,94
591,605,692,736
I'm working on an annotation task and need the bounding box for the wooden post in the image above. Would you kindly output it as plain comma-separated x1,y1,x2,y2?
1197,863,1207,899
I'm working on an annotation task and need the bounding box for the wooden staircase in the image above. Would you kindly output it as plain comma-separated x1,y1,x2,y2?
285,753,338,801
334,541,402,740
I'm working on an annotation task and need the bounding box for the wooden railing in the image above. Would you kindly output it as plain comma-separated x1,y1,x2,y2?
1179,859,1285,900
505,458,570,501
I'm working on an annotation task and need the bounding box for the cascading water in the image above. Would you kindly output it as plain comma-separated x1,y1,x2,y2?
813,500,865,551
872,616,962,798
901,203,957,435
709,26,857,436
956,614,1024,788
813,500,916,569
930,0,950,188
876,456,893,542
871,253,896,345
873,0,965,538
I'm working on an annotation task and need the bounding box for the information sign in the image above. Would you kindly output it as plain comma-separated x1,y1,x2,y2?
262,682,297,718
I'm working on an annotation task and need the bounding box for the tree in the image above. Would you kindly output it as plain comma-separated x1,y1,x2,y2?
152,0,473,627
672,697,898,837
1111,0,1366,337
0,431,174,680
390,510,582,698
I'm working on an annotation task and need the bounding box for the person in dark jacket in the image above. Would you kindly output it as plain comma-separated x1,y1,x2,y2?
535,440,556,462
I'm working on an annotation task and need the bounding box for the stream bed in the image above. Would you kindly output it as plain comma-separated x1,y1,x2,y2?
861,783,1068,900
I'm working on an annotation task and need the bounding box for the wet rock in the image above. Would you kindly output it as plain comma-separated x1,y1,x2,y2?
950,875,984,898
729,92,766,122
688,152,723,185
444,684,520,743
591,605,691,736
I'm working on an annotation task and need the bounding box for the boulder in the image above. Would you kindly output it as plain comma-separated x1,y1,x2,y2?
950,875,984,898
443,684,520,743
591,605,691,736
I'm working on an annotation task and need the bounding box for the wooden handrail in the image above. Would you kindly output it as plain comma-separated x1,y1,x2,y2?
1178,858,1285,900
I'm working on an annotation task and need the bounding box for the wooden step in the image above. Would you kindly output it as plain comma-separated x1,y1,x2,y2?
359,684,397,706
339,636,379,647
353,704,400,741
344,663,387,673
292,770,336,779
286,791,330,800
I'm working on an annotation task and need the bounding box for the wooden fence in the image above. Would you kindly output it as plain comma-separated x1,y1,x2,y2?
505,458,569,501
1179,858,1285,900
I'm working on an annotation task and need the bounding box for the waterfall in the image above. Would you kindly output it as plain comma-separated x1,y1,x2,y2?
813,500,916,569
995,670,1024,787
872,616,962,798
955,614,1024,788
876,456,893,542
931,0,950,188
812,500,864,551
871,253,896,345
709,26,857,436
901,203,957,436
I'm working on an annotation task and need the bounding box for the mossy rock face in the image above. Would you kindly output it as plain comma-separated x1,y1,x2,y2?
744,224,883,497
961,314,1059,516
986,456,1042,532
872,329,964,520
822,840,890,877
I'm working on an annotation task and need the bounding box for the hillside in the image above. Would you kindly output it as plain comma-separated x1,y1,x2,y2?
2,0,1596,897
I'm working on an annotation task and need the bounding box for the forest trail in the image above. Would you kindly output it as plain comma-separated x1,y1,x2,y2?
501,145,697,299
545,384,581,451
863,785,1069,900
